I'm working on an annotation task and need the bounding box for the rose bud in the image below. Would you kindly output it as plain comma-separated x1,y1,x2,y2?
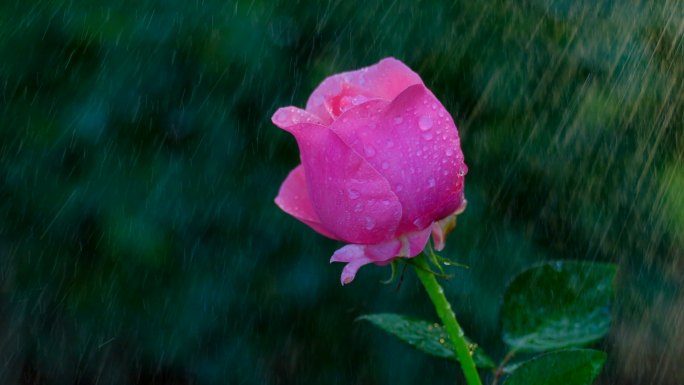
273,57,467,285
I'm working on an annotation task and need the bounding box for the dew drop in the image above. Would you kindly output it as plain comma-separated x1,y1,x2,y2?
446,148,454,156
393,116,403,124
364,145,376,157
396,184,404,192
381,161,389,170
386,140,395,148
423,132,433,140
428,177,436,188
418,115,433,131
275,111,287,123
339,96,353,112
431,103,438,110
364,217,376,230
354,203,364,212
347,189,361,199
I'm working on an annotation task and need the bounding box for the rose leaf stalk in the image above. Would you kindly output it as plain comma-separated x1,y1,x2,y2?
412,253,482,385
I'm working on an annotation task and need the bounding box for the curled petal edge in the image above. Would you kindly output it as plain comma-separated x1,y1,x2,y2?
431,199,467,251
330,227,432,285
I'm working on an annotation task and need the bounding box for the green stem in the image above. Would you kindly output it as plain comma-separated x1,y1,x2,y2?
413,254,482,385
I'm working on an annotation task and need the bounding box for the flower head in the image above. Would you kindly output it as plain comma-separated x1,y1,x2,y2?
273,58,467,284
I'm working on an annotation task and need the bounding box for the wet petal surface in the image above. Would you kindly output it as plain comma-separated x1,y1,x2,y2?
275,119,402,244
275,165,338,240
305,58,423,124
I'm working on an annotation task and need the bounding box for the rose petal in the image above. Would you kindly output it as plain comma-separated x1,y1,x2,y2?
272,106,324,129
331,246,373,285
403,226,433,257
305,58,423,124
330,227,432,285
275,165,339,240
328,84,467,234
276,119,402,244
431,197,467,251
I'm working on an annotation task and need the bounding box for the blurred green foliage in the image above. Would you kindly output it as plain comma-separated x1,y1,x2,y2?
0,0,682,384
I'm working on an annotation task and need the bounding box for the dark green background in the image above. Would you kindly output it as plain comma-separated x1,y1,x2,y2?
1,0,682,384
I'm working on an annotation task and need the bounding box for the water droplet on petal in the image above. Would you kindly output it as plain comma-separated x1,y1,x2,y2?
446,148,454,156
364,217,376,230
393,116,403,124
419,115,433,131
364,146,376,157
396,184,404,192
381,161,389,170
275,111,287,123
428,177,436,188
347,189,360,199
431,103,438,110
423,132,433,140
339,96,353,112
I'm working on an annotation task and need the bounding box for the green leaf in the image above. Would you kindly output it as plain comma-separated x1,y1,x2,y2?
503,348,606,385
358,313,495,369
502,261,617,352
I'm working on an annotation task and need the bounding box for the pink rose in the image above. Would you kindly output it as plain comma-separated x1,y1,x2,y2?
273,57,467,285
